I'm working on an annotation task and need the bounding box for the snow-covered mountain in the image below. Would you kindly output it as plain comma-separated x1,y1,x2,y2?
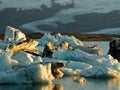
0,0,120,34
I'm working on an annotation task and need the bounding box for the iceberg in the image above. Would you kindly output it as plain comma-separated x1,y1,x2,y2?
0,49,64,84
53,49,120,78
0,26,120,84
37,33,83,46
0,63,55,84
0,26,65,84
4,26,26,43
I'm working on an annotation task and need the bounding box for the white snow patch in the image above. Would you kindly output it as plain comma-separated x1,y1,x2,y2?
85,28,120,34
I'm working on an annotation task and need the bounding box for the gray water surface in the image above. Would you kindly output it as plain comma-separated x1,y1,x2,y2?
0,77,119,90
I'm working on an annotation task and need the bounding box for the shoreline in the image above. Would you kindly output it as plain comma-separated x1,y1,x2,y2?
24,33,120,41
0,33,120,41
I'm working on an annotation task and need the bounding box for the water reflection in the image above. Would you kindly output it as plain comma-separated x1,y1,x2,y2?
35,84,63,90
0,83,63,90
108,78,120,90
0,77,120,90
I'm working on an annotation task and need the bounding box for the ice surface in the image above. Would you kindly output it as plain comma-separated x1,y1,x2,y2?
53,49,120,77
4,26,26,43
0,51,12,71
12,51,34,66
0,63,55,84
37,33,83,46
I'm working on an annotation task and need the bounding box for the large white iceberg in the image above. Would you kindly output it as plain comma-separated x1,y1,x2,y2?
0,49,64,84
53,49,120,78
0,63,55,84
0,26,65,84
